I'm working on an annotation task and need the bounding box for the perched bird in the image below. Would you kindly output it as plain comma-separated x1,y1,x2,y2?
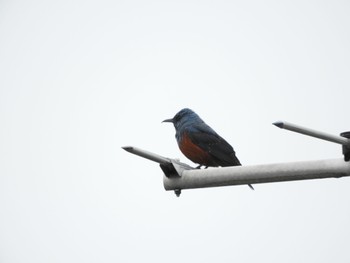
163,108,253,190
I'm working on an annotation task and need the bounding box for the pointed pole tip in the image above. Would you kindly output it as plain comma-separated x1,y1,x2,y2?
273,121,284,128
122,146,133,152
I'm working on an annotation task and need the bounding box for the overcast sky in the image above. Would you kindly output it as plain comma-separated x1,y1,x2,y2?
1,0,350,262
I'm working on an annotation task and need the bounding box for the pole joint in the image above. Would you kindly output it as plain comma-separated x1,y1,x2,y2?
340,131,350,161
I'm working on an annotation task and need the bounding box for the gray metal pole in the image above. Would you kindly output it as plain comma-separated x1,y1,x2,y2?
122,146,171,165
273,121,350,146
122,146,350,195
163,159,350,191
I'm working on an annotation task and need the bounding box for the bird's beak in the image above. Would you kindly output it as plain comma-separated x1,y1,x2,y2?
162,118,173,123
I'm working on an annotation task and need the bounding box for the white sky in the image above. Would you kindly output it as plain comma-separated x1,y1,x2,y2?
1,0,350,262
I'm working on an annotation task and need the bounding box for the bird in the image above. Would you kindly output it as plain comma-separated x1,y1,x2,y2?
163,108,254,190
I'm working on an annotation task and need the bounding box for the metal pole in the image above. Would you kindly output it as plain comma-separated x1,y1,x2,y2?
163,159,350,191
122,146,350,196
273,121,350,146
122,146,171,165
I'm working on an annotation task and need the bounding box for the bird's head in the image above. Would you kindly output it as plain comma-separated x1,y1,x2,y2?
162,108,201,130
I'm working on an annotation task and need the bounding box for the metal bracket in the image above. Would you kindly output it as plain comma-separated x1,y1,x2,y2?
122,146,194,196
340,132,350,161
160,159,194,178
159,160,194,197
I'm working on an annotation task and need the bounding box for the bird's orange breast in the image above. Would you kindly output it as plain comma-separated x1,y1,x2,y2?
178,133,210,165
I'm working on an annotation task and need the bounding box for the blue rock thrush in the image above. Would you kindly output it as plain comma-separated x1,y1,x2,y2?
163,108,253,190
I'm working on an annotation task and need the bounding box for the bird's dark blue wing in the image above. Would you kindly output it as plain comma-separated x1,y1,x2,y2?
186,124,241,167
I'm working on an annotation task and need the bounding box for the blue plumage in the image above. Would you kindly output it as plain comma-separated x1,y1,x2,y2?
163,108,241,167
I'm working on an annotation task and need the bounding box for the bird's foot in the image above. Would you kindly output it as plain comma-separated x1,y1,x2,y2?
196,165,209,169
